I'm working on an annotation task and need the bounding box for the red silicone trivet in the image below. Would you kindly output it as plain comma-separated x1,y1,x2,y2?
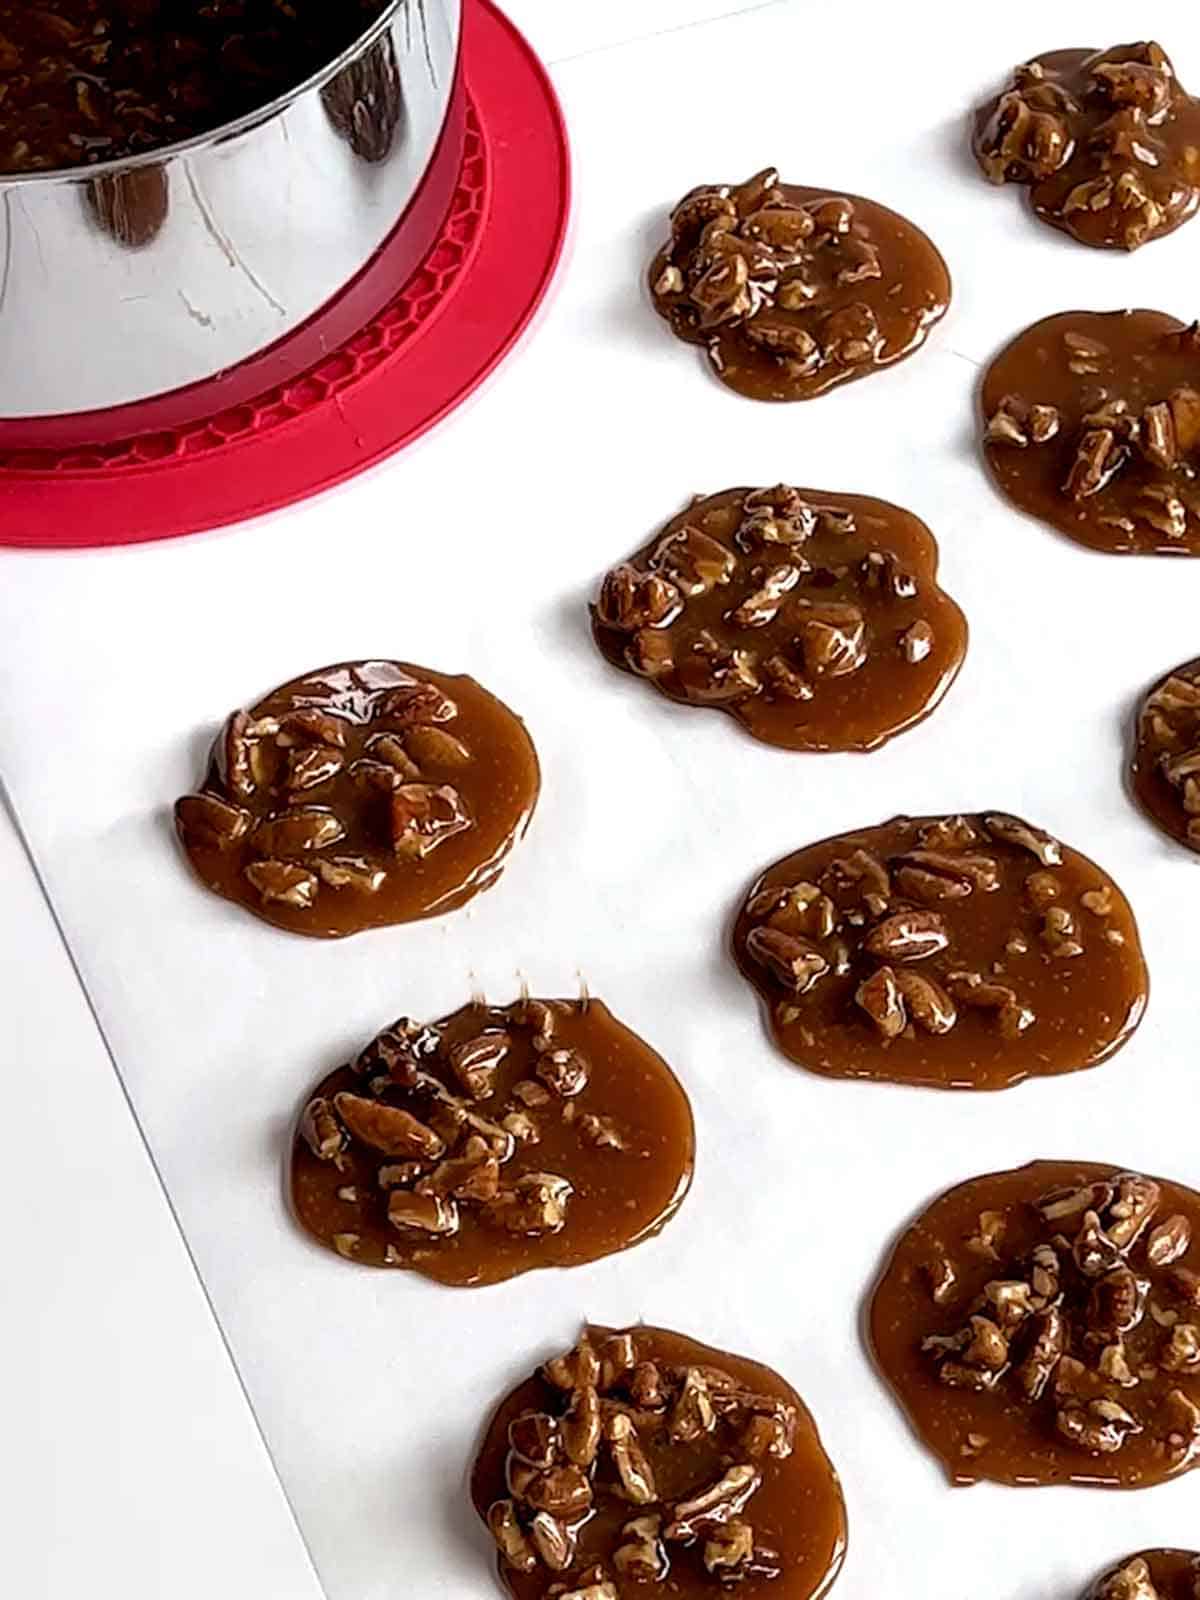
0,0,569,548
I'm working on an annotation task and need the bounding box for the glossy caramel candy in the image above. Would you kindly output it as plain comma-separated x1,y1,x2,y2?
174,660,539,937
591,486,965,752
982,310,1200,555
290,999,694,1286
649,167,949,402
732,813,1147,1089
472,1325,846,1600
973,43,1200,251
871,1162,1200,1487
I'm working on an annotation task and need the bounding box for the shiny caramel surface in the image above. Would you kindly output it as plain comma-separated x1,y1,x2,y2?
591,486,965,752
982,310,1200,555
471,1325,846,1600
732,813,1147,1089
973,43,1200,251
649,168,949,402
174,660,539,937
290,999,694,1286
871,1162,1200,1488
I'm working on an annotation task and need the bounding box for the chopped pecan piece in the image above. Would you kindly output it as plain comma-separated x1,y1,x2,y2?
1161,1322,1200,1372
1147,1214,1192,1267
1108,1172,1161,1249
386,1189,459,1236
403,725,472,769
677,634,760,703
524,1463,593,1521
363,733,421,780
1056,1396,1141,1453
375,681,456,727
446,1033,509,1100
727,563,804,628
486,1500,536,1573
175,792,251,851
299,1097,345,1163
535,1049,590,1098
1095,1558,1160,1600
529,1513,575,1572
1088,1267,1144,1335
508,1411,560,1469
485,1173,573,1236
795,600,866,677
244,859,318,909
285,744,344,792
983,814,1062,865
416,1138,501,1203
605,1412,657,1504
613,1515,667,1583
663,1464,761,1541
390,784,471,858
703,1518,755,1578
309,851,388,897
669,1369,717,1442
561,1384,602,1468
596,564,682,632
1014,1305,1065,1400
855,965,906,1039
652,525,737,596
985,393,1061,446
893,970,957,1034
945,971,1034,1037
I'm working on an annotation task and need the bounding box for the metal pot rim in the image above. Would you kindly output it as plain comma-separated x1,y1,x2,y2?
0,0,407,191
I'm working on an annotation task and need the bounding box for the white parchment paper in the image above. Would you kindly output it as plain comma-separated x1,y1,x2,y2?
4,5,1200,1596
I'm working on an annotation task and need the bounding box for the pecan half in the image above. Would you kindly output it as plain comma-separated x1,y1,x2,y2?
251,806,345,855
863,909,949,962
175,792,251,851
745,926,829,994
605,1412,657,1504
332,1092,444,1160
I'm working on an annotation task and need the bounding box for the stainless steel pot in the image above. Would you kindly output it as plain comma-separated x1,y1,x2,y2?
0,0,461,428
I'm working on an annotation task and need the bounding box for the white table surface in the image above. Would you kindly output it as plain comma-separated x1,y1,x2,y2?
0,6,779,1597
8,4,1200,1598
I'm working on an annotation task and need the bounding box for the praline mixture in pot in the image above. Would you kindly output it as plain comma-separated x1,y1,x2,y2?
648,167,949,401
973,42,1200,250
1087,1553,1200,1600
174,660,539,937
0,0,389,174
981,310,1200,555
471,1325,847,1600
870,1162,1200,1487
591,485,966,752
732,812,1148,1089
290,998,695,1286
